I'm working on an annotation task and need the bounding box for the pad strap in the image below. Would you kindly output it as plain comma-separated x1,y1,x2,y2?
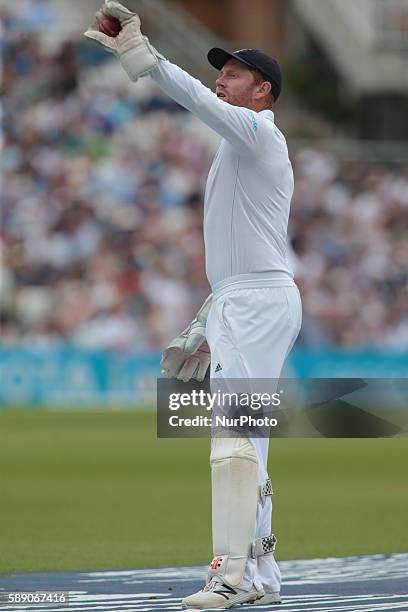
259,477,272,499
251,534,277,558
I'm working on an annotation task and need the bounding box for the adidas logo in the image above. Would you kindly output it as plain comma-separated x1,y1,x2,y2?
215,363,223,373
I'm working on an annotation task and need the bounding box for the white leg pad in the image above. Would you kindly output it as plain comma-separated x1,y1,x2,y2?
208,436,259,588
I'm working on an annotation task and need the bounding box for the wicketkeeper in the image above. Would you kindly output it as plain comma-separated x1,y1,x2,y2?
85,3,302,608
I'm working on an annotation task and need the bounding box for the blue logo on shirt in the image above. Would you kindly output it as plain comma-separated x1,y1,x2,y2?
249,112,258,132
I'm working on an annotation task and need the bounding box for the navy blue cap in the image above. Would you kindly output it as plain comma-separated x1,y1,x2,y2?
208,47,282,101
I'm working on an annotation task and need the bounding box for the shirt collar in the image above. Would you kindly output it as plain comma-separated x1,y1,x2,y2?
259,109,275,123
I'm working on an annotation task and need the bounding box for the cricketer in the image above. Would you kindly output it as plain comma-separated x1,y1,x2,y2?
85,2,302,608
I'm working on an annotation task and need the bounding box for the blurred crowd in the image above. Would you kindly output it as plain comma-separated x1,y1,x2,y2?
1,5,407,351
291,149,407,347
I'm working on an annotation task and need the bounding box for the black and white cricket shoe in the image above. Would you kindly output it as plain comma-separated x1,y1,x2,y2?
182,576,264,609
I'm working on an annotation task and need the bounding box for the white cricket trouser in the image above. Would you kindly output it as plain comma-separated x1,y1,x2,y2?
205,273,302,594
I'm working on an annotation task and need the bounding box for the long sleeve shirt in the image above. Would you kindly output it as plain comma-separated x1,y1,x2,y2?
150,59,294,288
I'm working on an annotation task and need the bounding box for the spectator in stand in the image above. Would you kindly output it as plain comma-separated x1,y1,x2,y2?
1,8,407,351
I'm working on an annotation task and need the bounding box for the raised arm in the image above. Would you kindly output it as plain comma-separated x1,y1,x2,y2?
84,0,263,154
150,60,262,154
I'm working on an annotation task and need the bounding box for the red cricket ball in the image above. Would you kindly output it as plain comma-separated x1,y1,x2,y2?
99,16,121,37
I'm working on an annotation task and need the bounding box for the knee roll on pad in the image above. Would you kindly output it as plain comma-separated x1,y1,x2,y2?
208,437,259,588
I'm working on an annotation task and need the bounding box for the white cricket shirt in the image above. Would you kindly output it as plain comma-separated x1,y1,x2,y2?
150,60,294,288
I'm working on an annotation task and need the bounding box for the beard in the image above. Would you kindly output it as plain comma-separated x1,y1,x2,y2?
222,86,255,109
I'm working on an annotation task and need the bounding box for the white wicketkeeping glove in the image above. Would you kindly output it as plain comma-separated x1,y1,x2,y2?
161,295,212,382
84,0,165,81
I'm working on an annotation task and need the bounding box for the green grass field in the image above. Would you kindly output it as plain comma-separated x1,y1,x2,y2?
0,409,407,575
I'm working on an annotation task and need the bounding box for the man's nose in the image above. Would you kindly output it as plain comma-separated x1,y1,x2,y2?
216,76,225,88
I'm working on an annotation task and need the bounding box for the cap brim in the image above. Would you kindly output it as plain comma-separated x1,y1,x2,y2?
207,47,253,72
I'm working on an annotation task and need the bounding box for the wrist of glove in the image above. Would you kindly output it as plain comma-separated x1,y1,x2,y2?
161,294,212,382
120,34,165,81
84,0,165,81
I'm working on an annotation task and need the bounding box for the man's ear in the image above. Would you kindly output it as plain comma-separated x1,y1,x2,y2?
255,81,272,98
